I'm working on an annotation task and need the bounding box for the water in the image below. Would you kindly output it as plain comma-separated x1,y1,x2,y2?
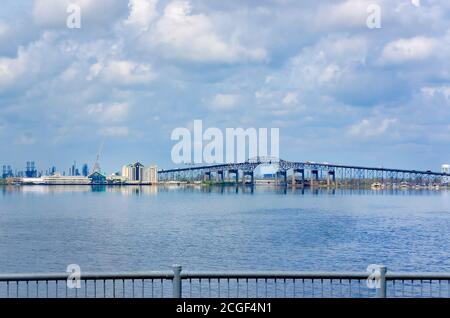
1,185,450,274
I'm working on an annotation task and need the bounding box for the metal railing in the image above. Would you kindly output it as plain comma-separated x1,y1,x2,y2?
1,265,450,298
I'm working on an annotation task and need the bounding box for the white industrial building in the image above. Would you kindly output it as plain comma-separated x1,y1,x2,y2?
121,162,158,184
21,175,91,185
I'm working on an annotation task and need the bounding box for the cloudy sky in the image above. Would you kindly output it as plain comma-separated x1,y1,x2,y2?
1,0,449,173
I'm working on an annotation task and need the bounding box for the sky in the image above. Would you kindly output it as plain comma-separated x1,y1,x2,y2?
0,0,450,174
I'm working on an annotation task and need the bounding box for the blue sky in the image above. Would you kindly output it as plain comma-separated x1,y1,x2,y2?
0,0,450,173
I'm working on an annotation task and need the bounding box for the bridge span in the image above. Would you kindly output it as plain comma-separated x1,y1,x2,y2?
158,158,449,186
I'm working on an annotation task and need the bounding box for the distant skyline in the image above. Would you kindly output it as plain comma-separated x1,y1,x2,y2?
1,0,450,173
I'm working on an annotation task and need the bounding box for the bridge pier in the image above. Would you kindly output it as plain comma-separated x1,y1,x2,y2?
327,171,336,187
311,169,319,187
204,171,212,182
243,171,254,185
292,169,305,187
217,170,225,183
277,170,287,185
228,169,239,184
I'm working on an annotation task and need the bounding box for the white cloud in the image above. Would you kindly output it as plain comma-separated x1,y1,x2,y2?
288,35,367,91
411,0,420,7
86,103,129,123
59,65,80,82
147,0,267,63
1,33,71,91
99,126,129,136
87,60,156,85
349,118,397,138
421,86,450,99
210,94,239,110
0,47,29,88
282,92,298,105
318,64,341,84
322,36,368,63
125,0,158,31
379,36,438,64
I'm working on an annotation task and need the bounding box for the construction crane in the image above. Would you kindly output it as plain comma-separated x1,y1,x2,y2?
91,142,104,174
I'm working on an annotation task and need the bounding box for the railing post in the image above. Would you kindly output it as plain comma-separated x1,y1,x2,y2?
377,266,387,298
172,265,182,298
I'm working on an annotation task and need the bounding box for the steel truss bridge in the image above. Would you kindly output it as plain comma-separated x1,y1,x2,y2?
158,157,449,186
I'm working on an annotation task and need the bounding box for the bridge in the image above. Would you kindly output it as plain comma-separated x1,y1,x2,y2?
158,157,449,186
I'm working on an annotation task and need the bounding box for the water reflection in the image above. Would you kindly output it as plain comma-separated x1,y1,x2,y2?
0,184,448,197
0,185,159,196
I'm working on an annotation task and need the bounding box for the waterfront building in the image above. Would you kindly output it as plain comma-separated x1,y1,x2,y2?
442,164,450,184
41,174,91,185
21,178,44,185
143,165,158,183
107,174,128,184
122,162,144,182
20,173,107,185
121,162,158,184
88,171,107,184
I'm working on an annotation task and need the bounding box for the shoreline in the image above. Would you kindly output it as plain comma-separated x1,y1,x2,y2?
1,181,449,191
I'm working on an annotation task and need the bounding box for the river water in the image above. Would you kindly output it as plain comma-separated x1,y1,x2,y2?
1,185,450,273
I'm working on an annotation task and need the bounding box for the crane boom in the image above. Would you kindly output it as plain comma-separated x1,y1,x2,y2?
91,142,104,174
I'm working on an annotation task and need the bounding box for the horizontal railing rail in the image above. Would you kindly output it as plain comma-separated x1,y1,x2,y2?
181,271,369,279
1,266,450,298
0,271,174,282
386,273,450,280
